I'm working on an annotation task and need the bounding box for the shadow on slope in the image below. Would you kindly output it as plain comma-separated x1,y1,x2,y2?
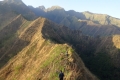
0,16,120,80
28,6,120,36
41,19,120,80
0,17,98,80
74,36,120,80
0,15,32,69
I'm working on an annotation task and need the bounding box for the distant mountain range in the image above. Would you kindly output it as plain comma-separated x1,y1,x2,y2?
28,5,120,36
0,0,120,80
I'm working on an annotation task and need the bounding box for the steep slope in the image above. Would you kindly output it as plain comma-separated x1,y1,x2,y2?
29,6,120,36
0,17,98,80
28,6,46,17
0,0,36,20
0,15,32,68
0,0,37,31
95,35,120,68
82,11,120,26
77,20,120,36
43,12,120,79
0,1,18,30
0,7,120,80
74,35,120,80
0,3,120,80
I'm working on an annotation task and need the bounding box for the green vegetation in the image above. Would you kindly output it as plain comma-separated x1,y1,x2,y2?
14,64,23,75
40,45,67,69
69,47,75,53
0,17,32,68
81,51,120,80
37,44,74,79
1,2,120,79
26,77,31,80
12,78,17,80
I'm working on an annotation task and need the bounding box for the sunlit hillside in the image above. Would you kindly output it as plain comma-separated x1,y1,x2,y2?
0,0,120,80
0,17,98,80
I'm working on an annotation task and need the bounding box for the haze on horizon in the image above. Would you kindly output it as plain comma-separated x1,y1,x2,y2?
20,0,120,19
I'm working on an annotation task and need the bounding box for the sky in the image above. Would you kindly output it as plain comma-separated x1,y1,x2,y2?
0,0,119,19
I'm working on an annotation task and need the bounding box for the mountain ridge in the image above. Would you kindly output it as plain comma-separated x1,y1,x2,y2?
28,5,120,36
0,17,99,80
0,1,120,80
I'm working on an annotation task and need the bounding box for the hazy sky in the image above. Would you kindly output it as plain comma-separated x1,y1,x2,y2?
1,0,119,18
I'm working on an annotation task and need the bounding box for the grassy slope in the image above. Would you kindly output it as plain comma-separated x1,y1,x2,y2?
0,15,32,68
0,17,98,80
82,12,120,27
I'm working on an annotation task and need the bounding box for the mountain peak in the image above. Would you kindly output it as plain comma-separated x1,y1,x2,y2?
83,11,93,14
4,0,23,4
47,6,64,11
51,6,63,9
38,5,46,10
83,11,109,16
4,0,21,2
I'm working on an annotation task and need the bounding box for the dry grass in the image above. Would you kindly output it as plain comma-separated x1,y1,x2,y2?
0,17,99,80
